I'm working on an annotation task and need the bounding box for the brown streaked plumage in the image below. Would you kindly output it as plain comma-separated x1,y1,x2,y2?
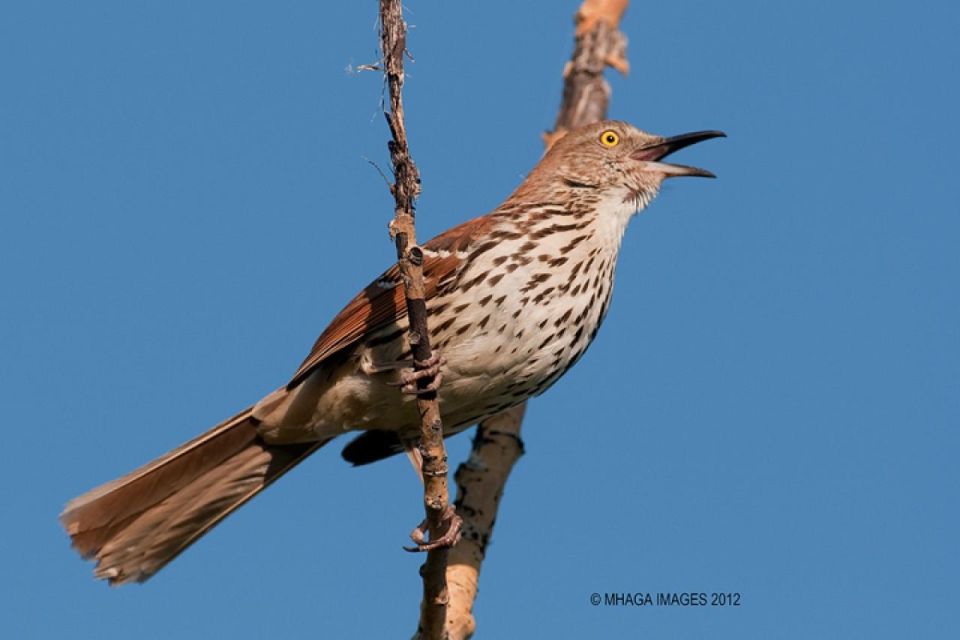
60,120,724,584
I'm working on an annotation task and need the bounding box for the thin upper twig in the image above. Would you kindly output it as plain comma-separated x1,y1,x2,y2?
376,2,458,639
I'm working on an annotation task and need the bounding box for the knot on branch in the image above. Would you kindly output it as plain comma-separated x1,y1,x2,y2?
389,213,415,241
423,466,449,479
483,429,527,455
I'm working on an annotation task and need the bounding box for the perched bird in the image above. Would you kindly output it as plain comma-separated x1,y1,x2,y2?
60,120,724,584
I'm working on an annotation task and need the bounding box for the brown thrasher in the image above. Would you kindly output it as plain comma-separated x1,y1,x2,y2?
61,120,723,584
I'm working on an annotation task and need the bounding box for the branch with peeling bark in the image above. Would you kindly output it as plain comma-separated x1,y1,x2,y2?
443,1,631,638
546,0,630,148
445,405,526,640
377,2,461,639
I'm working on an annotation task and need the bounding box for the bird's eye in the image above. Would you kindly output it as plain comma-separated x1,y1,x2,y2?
599,130,620,147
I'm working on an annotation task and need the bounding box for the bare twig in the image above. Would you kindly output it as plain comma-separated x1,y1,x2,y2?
444,2,631,638
376,2,460,639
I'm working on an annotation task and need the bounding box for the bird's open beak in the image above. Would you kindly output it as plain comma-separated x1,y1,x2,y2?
632,130,726,178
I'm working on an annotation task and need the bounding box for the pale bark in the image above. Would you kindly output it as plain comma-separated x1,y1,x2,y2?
445,405,526,640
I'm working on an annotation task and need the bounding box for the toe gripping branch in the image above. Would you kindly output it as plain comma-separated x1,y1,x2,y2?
404,504,463,552
391,350,446,396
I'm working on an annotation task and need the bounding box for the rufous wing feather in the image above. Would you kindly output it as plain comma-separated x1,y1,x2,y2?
287,214,494,388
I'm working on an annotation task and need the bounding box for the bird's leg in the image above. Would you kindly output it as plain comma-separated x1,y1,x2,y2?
404,442,424,484
390,350,445,396
404,504,463,552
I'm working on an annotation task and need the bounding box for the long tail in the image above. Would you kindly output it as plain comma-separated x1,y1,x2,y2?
60,407,327,585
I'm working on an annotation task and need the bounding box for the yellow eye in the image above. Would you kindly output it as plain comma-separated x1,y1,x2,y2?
599,130,620,147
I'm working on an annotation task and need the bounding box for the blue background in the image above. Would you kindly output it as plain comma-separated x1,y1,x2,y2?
2,1,957,637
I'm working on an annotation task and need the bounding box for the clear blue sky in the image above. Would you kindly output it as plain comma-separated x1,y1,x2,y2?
2,1,957,637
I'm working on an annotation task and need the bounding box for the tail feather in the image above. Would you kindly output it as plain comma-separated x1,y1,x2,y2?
60,407,326,584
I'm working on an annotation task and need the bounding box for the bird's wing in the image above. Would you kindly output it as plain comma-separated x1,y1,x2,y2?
286,215,497,389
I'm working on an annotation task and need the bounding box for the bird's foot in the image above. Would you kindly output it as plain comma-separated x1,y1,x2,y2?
404,504,462,552
391,351,445,396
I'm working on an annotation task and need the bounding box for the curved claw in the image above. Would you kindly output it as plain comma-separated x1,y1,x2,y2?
403,506,463,553
390,351,446,396
407,517,429,546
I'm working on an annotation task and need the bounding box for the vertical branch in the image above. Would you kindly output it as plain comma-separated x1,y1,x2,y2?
445,405,526,640
377,2,458,639
444,2,631,638
549,0,630,141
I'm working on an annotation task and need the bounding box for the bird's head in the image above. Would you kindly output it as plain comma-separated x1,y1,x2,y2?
512,120,725,213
